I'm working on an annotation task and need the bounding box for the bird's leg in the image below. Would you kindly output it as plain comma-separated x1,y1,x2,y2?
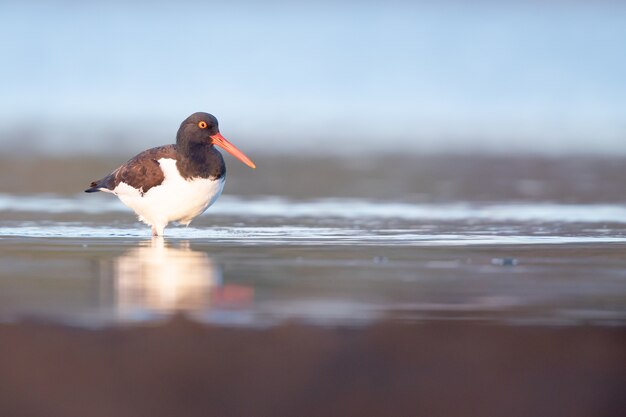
151,222,166,237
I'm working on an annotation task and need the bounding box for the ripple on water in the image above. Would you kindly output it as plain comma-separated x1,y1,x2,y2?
1,193,626,245
2,193,626,222
0,223,626,246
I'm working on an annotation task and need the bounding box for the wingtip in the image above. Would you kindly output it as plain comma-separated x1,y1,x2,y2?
84,181,100,193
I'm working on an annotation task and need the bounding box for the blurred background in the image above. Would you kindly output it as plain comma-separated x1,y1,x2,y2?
1,6,625,415
1,0,625,157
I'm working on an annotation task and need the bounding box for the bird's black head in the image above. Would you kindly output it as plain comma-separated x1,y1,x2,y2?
177,112,220,146
176,112,256,169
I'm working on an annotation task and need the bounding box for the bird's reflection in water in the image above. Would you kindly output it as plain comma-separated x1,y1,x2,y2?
113,237,251,318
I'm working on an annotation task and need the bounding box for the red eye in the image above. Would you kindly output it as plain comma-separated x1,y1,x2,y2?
198,121,208,129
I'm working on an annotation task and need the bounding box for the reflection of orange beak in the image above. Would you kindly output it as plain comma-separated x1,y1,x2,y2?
210,132,256,169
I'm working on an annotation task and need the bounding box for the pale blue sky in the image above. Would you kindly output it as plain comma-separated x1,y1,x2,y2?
1,1,625,155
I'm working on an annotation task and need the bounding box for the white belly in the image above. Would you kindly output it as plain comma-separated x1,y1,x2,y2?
112,158,225,227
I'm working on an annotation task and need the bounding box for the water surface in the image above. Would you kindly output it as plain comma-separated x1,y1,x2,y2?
1,155,625,326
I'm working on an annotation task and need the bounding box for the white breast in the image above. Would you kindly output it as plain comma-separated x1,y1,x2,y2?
113,158,225,228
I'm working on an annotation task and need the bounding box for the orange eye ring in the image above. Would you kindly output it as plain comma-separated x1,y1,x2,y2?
198,121,208,129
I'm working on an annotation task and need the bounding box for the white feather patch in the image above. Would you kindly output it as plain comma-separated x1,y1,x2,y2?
112,158,225,228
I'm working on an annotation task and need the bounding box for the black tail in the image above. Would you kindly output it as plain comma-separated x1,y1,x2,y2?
84,181,101,193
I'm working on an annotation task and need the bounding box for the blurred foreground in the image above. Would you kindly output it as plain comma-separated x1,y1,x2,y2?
0,316,623,417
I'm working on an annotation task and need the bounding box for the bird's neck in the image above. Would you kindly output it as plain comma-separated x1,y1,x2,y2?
176,142,225,180
179,141,212,164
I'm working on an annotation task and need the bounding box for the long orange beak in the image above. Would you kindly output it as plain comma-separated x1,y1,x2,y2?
210,132,256,169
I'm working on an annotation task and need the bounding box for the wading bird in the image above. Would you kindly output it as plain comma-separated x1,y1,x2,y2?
85,112,256,236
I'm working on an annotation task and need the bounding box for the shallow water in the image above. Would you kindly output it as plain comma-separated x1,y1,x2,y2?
1,155,626,326
1,196,626,326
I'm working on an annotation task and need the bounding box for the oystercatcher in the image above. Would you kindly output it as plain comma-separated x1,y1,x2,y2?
85,112,256,236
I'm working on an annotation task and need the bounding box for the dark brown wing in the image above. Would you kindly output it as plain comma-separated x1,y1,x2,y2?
85,145,178,194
